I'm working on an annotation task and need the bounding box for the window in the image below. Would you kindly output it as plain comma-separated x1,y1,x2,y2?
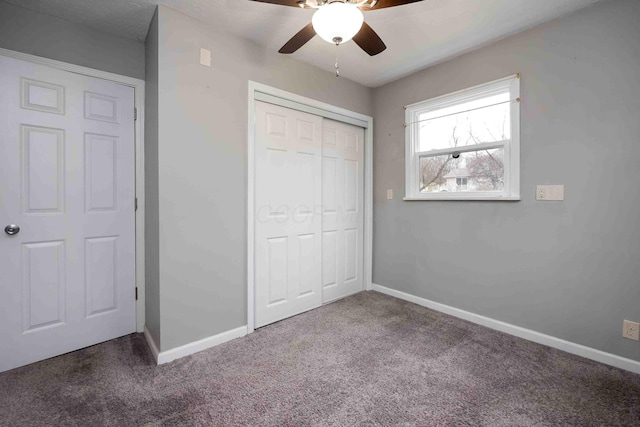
405,75,520,200
456,177,468,191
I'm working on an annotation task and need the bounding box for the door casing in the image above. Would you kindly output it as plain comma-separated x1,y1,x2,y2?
0,48,146,333
247,81,373,333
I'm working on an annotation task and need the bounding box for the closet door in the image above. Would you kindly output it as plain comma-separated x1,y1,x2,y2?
321,119,365,303
254,101,323,328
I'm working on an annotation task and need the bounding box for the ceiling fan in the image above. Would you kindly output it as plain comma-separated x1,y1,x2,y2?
250,0,424,56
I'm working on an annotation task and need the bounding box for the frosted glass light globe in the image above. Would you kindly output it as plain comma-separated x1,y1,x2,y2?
312,2,364,44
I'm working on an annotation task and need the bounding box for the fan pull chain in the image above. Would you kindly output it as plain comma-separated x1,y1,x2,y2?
334,42,340,77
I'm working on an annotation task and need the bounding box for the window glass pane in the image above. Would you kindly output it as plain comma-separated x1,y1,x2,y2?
418,92,511,152
419,148,505,193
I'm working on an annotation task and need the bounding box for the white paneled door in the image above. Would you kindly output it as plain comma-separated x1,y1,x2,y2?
254,101,364,328
254,101,323,328
321,119,364,303
0,55,136,372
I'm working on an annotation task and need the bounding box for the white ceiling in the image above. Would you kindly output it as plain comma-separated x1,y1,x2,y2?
6,0,601,87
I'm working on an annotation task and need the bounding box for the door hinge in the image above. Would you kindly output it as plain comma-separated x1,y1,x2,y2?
135,287,138,301
134,107,137,121
135,197,138,211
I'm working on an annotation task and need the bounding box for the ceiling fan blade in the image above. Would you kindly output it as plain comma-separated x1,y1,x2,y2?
361,0,424,11
279,23,316,54
249,0,304,7
352,22,386,56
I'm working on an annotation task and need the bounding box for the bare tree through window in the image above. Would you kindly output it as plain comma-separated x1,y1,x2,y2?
419,123,459,191
419,111,507,193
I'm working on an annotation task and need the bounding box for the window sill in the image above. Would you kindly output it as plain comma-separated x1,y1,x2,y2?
403,195,521,201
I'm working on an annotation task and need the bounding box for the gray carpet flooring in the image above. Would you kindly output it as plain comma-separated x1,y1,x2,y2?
1,291,639,426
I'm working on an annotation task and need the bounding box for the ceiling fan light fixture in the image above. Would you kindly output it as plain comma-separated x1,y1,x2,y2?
312,2,364,44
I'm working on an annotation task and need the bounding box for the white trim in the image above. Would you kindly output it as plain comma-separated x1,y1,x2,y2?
371,284,640,374
0,48,144,87
143,325,160,362
404,74,518,110
416,140,508,158
247,85,256,334
364,110,373,292
403,196,521,201
0,48,146,333
247,81,374,332
254,92,368,129
153,326,248,365
250,82,373,125
134,88,146,333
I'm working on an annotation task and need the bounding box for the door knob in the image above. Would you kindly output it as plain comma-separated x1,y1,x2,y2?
4,224,20,235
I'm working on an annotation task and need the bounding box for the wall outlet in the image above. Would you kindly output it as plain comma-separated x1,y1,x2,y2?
536,184,564,201
623,320,640,341
387,189,393,200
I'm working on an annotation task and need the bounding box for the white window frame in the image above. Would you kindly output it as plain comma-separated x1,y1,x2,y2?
404,75,520,201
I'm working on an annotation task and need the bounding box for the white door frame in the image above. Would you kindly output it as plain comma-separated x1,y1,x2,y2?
0,48,146,333
247,81,373,333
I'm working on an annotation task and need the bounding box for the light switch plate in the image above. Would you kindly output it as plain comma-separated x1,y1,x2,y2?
387,189,393,200
200,48,211,67
536,185,564,201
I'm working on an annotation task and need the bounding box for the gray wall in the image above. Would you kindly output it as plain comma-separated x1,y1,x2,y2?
144,9,161,348
372,0,640,362
152,6,372,351
0,1,145,79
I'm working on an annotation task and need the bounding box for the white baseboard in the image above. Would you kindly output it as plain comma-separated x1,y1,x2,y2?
143,325,160,362
371,284,640,375
143,325,248,365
